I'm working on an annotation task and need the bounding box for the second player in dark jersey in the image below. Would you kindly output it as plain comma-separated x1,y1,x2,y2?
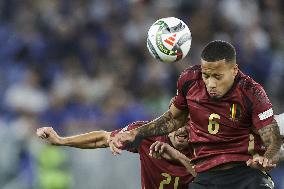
37,121,195,189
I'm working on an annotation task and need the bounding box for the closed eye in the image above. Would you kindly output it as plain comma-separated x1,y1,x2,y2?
202,73,209,79
213,74,223,80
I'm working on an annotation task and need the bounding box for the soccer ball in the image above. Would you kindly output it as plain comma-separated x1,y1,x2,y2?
147,17,192,63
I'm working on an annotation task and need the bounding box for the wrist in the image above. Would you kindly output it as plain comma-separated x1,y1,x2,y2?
57,137,65,146
167,146,179,161
172,151,181,161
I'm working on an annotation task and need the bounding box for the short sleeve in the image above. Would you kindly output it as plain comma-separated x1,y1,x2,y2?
172,75,188,110
251,84,274,130
172,65,201,110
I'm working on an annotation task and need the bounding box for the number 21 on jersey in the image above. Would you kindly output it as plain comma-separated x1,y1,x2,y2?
159,173,179,189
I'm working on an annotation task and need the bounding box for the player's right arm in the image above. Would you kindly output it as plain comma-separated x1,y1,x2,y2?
132,68,194,139
37,127,110,149
109,105,188,154
135,105,187,138
110,68,193,155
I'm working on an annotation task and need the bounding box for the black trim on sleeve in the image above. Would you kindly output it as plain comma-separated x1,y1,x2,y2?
181,80,195,97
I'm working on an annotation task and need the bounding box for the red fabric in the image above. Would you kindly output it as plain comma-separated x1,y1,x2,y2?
111,121,194,188
173,65,272,173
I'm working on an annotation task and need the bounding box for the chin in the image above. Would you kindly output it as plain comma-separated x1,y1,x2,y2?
211,96,221,100
210,94,224,100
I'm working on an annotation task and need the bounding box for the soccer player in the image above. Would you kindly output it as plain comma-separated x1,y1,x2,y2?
109,40,282,189
37,121,196,189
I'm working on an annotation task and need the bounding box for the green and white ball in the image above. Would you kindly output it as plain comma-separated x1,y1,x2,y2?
147,17,192,63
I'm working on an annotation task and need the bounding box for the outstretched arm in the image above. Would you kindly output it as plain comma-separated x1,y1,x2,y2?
136,105,188,138
37,127,110,149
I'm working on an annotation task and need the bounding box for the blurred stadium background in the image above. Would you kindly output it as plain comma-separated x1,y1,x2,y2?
0,0,283,188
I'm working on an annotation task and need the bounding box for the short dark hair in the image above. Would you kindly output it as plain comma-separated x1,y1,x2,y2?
201,40,236,63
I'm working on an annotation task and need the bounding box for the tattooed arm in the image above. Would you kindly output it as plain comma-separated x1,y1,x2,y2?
247,118,282,171
258,119,282,159
136,105,188,138
109,104,188,155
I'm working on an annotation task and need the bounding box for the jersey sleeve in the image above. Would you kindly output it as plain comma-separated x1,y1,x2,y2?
172,65,200,110
172,76,188,110
110,121,148,153
250,84,274,130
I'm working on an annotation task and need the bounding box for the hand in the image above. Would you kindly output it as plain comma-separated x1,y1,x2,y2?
107,130,137,155
108,135,122,155
246,156,277,172
149,141,197,176
36,127,62,145
149,141,178,161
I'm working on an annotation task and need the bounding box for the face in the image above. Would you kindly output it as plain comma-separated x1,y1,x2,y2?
201,59,238,99
168,126,189,151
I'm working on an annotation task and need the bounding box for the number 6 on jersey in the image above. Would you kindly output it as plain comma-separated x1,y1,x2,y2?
208,113,220,134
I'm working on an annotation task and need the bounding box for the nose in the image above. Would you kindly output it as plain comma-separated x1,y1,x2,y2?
207,78,217,89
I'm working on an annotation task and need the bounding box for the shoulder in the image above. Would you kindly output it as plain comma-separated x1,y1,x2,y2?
177,65,201,96
237,71,270,105
238,71,261,91
178,64,201,82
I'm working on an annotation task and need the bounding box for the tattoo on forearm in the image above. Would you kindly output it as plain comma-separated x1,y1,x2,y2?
258,119,282,159
137,110,186,138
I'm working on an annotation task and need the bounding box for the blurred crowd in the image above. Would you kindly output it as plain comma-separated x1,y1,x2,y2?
0,0,283,189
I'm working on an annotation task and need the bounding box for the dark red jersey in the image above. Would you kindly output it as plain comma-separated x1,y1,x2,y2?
111,121,194,189
173,65,274,173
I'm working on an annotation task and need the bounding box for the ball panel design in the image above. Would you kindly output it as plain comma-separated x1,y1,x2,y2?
146,17,192,63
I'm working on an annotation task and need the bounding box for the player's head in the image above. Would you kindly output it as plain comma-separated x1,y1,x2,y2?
201,40,238,99
168,126,189,151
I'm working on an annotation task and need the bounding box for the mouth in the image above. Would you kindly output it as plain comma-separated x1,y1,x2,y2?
209,90,217,95
208,91,220,98
175,133,188,143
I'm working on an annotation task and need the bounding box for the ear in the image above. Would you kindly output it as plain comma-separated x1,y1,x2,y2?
232,64,238,76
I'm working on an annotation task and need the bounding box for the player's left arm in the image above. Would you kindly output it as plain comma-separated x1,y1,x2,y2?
247,84,282,170
247,119,281,171
258,118,282,160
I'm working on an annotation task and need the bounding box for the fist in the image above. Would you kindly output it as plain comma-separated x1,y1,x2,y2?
36,127,61,145
108,130,138,155
246,156,277,172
